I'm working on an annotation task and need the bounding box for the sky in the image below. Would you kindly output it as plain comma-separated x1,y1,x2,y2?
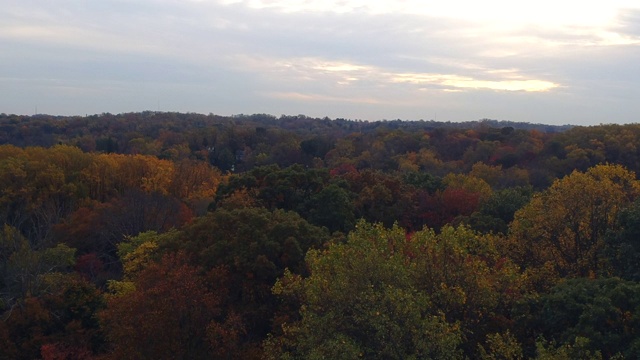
2,0,640,125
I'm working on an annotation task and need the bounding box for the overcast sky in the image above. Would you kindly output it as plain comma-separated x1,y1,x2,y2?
2,0,640,125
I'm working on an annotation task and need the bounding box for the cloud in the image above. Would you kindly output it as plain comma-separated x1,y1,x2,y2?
390,73,558,92
265,91,382,104
612,8,640,38
1,0,639,124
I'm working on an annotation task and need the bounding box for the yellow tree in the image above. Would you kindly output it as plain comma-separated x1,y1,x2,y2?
81,153,127,201
443,173,493,204
83,153,182,200
0,145,90,244
135,155,175,195
509,164,640,281
169,159,223,213
469,162,503,188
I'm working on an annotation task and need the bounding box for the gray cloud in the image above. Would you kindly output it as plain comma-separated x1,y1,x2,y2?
1,0,639,124
614,8,640,38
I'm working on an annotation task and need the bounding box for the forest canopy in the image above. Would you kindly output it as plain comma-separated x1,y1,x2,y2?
1,112,639,359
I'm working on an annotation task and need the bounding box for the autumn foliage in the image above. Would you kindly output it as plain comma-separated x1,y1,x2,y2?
3,112,640,358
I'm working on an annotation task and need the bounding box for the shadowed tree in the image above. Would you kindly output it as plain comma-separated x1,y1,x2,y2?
100,253,240,360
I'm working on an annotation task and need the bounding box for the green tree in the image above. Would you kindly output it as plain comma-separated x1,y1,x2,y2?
605,198,640,281
535,337,606,360
519,278,638,359
467,187,532,234
303,182,355,233
267,222,463,359
478,331,523,360
269,222,526,359
1,225,75,316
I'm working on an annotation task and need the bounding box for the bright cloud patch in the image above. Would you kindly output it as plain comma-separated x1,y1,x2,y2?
391,73,559,92
261,57,559,93
312,62,371,72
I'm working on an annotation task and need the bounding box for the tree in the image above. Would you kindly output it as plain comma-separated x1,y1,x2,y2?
478,331,523,360
300,136,333,159
466,187,532,234
469,162,504,188
605,198,640,281
410,226,524,355
157,207,330,355
0,273,104,360
215,164,330,213
169,159,222,214
442,173,493,204
0,145,90,246
1,225,76,317
267,222,463,359
344,169,413,227
416,187,481,231
268,222,524,359
100,253,238,360
402,171,443,194
535,337,606,360
518,278,639,359
508,164,640,280
302,182,356,233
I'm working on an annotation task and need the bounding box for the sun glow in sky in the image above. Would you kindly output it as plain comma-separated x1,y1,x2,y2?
2,0,640,124
239,0,619,24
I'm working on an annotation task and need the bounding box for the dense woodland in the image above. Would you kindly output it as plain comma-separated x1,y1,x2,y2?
2,111,640,359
